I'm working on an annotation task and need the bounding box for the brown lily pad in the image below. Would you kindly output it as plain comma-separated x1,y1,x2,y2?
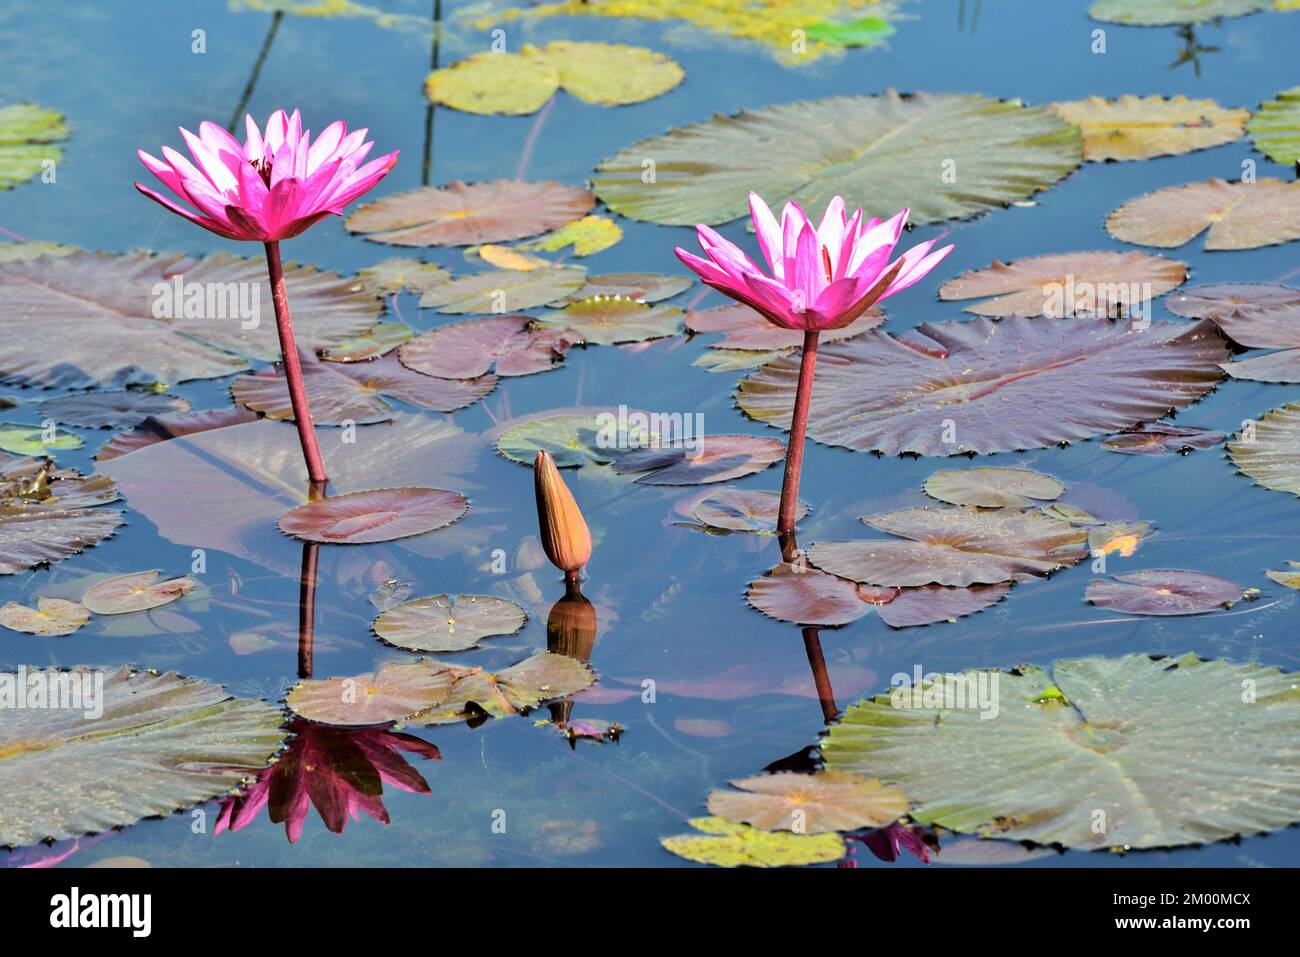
689,488,806,533
398,315,581,379
1166,283,1300,382
1101,423,1226,455
81,570,195,615
346,180,596,247
37,391,191,429
94,406,261,462
1106,178,1300,251
285,660,470,726
875,583,1012,628
1048,95,1248,162
611,434,784,485
923,467,1063,508
278,487,469,544
686,303,885,350
0,597,90,636
707,771,907,833
746,562,880,627
736,317,1227,456
373,594,528,652
938,251,1186,317
565,273,692,304
1085,569,1244,616
0,455,123,574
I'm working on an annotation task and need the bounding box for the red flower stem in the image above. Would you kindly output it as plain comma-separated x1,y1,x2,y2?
263,240,328,485
777,329,820,535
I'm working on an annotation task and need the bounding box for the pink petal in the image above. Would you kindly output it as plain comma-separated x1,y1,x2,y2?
748,192,785,280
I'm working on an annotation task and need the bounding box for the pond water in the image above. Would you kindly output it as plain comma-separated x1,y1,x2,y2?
3,0,1299,867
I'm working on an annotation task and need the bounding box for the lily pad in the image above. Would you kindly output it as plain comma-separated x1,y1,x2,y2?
0,456,123,574
660,816,845,868
591,90,1081,226
1101,423,1226,455
822,651,1300,849
521,216,623,257
495,411,655,467
94,406,261,462
278,487,469,544
1086,569,1244,615
875,583,1012,629
398,315,581,379
355,258,452,297
411,652,596,724
0,598,89,636
611,434,784,485
374,594,528,652
81,570,196,615
418,264,588,314
807,507,1089,587
1106,178,1300,251
690,488,805,533
1248,85,1300,165
286,660,468,727
426,41,683,115
938,251,1186,317
1166,283,1300,381
320,322,416,362
1048,95,1247,161
1089,0,1272,25
1266,562,1300,589
0,423,82,458
37,391,191,429
232,353,496,423
923,467,1064,508
0,250,380,388
566,273,692,304
707,771,907,833
686,303,884,350
1229,401,1300,495
0,667,285,847
346,180,596,247
0,102,67,189
736,317,1226,456
535,297,684,345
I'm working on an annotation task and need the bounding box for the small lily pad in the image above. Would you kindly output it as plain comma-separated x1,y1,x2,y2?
660,816,845,868
278,487,469,544
286,660,470,727
923,467,1064,508
37,391,191,429
0,423,82,458
374,594,528,652
707,771,907,833
0,598,89,636
1085,569,1244,616
81,570,195,615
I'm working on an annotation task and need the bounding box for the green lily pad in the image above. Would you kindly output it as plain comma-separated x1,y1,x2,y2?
374,594,528,652
804,16,895,47
823,652,1300,849
0,103,66,189
520,216,623,257
419,264,588,314
1248,85,1300,166
924,467,1064,508
660,816,845,867
536,297,684,345
0,423,81,458
1089,0,1271,26
591,90,1081,226
411,652,596,724
0,667,285,847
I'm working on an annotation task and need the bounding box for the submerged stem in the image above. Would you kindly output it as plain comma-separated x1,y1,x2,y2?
263,240,328,484
776,329,819,535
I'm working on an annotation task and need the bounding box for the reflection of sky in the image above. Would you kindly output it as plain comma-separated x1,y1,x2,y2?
2,0,1299,867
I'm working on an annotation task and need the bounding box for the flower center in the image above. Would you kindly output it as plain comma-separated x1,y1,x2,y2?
250,158,273,186
821,246,833,283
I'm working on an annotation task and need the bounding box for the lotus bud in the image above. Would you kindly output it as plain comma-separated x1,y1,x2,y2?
534,450,592,582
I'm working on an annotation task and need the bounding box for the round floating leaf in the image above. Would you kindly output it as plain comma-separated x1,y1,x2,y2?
1166,283,1300,381
708,771,907,833
418,264,588,314
0,667,285,847
278,487,469,544
747,562,878,626
536,297,683,345
1049,95,1247,161
37,391,191,429
611,434,784,485
320,322,415,362
1086,569,1244,616
923,467,1063,508
0,102,67,189
0,250,380,389
875,583,1011,628
355,258,452,297
565,273,692,304
374,594,527,652
94,406,260,462
1101,423,1225,455
426,41,683,116
521,215,623,257
1106,178,1300,251
412,652,596,724
0,423,81,458
495,410,647,467
346,180,596,247
232,353,496,423
1266,563,1300,589
1248,85,1300,165
286,660,466,727
691,488,805,533
737,317,1226,456
686,303,883,350
399,315,581,379
661,816,845,868
823,651,1300,849
1089,0,1271,25
938,251,1186,317
808,507,1089,587
0,598,89,636
592,90,1081,226
0,456,123,574
1229,401,1300,495
81,570,196,615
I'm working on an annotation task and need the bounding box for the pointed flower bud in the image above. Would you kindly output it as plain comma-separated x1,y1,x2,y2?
534,450,592,578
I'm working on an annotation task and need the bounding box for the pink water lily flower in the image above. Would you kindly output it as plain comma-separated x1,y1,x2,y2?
675,193,952,332
135,109,397,242
674,193,953,535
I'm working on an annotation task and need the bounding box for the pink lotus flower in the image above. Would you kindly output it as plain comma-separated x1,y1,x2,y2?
674,193,953,535
134,109,398,486
675,193,952,332
135,109,397,242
